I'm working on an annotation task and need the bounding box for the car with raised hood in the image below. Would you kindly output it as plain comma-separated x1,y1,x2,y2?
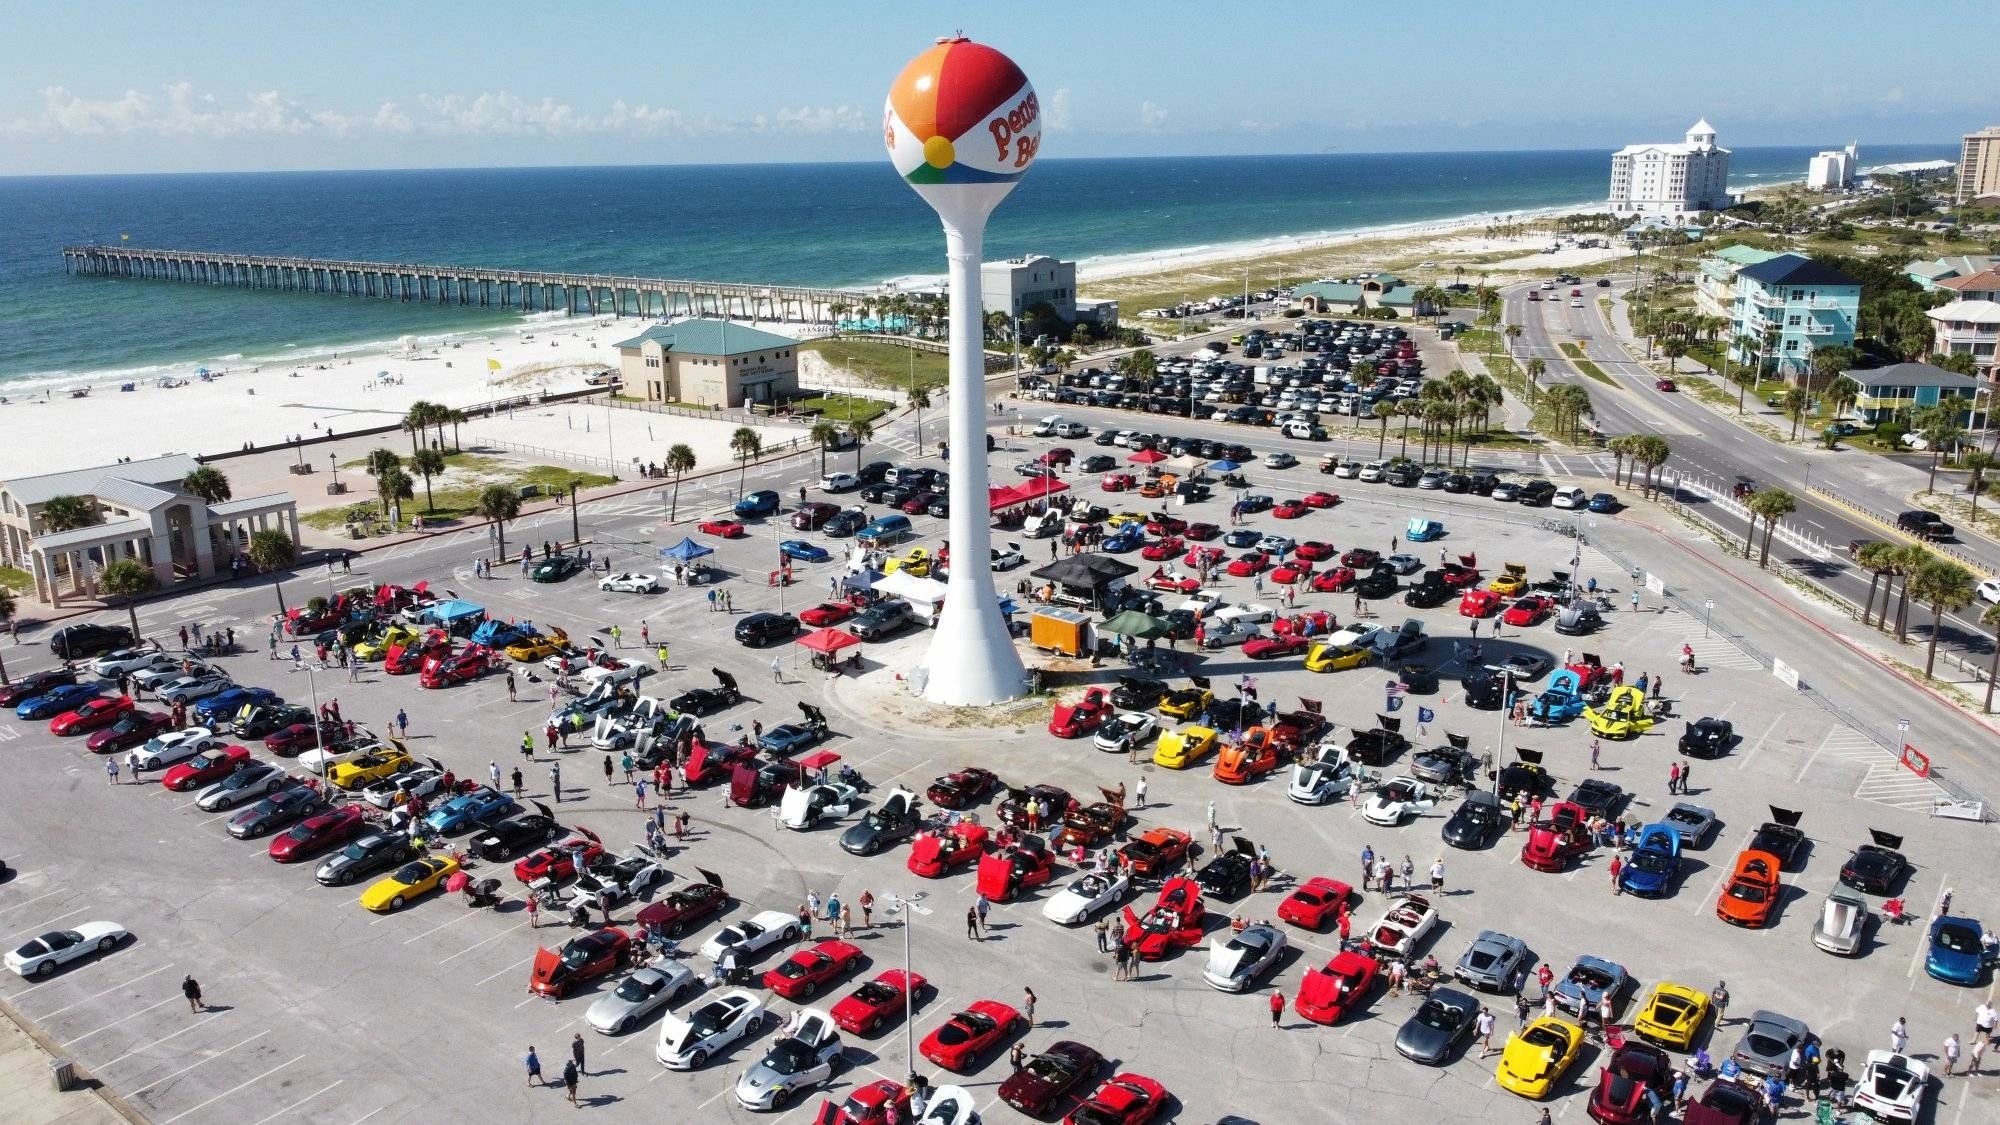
1454,931,1530,993
1396,987,1481,1065
1589,1040,1674,1125
1202,923,1288,992
1194,836,1258,900
530,927,633,998
1287,745,1353,805
1749,806,1808,870
586,962,696,1036
839,788,924,856
6,921,129,977
734,1006,844,1112
1838,829,1909,895
1678,716,1735,758
1363,776,1437,826
780,783,861,831
1295,950,1379,1025
657,988,768,1070
1618,824,1682,897
635,868,729,938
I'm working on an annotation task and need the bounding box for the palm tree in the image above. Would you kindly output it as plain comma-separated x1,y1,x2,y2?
38,494,99,533
376,466,414,520
1372,401,1393,458
410,447,447,511
366,448,401,480
1607,435,1635,488
478,484,523,559
1888,544,1933,644
1982,601,2000,713
1637,436,1671,499
97,557,156,642
1730,333,1762,412
1912,403,1966,494
809,421,841,478
730,426,763,497
908,387,932,455
181,466,233,504
403,400,437,456
1523,358,1546,406
1962,451,1996,528
247,528,297,616
1661,338,1688,374
663,443,697,521
1503,323,1522,357
1782,387,1811,441
849,418,874,474
1747,488,1797,567
1854,540,1897,625
827,301,850,336
441,407,468,452
1908,559,1976,678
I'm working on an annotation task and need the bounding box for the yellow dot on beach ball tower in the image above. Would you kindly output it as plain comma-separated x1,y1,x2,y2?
923,135,956,169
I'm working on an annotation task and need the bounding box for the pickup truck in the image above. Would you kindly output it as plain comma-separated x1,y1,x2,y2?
1895,510,1954,541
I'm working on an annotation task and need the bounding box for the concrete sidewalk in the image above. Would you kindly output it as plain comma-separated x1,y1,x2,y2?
0,1005,136,1125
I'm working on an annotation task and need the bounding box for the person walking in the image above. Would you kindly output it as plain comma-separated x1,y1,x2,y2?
107,758,120,784
1890,1016,1909,1054
1589,739,1601,770
511,766,525,797
489,760,501,790
859,891,874,929
525,1045,545,1087
1206,799,1217,831
182,975,203,1013
1400,855,1414,890
1477,1007,1497,1056
1668,761,1681,795
633,779,648,808
527,894,539,929
1711,981,1730,1024
975,894,991,936
771,656,783,683
1269,988,1285,1028
506,671,516,701
1536,963,1554,998
1134,775,1147,809
1677,761,1691,795
569,1032,588,1078
1970,1035,1988,1076
1515,992,1532,1028
966,906,981,941
1976,1000,1997,1043
549,762,562,802
395,708,409,739
602,755,614,787
561,1058,579,1106
1429,857,1445,892
1360,844,1375,890
1022,987,1037,1028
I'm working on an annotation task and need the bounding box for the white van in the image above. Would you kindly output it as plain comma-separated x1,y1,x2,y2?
1034,415,1064,437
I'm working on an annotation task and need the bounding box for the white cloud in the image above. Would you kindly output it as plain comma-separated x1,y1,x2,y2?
762,104,867,134
1138,100,1169,130
1046,88,1071,132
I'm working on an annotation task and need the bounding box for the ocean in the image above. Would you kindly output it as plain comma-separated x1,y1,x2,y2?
0,144,1955,387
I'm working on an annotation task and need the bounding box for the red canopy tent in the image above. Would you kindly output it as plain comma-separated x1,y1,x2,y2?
797,750,842,772
1006,476,1070,505
798,627,862,655
1127,448,1167,464
987,484,1020,511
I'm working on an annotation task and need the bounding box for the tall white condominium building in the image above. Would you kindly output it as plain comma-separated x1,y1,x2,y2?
1608,119,1732,217
1959,126,2000,203
1807,143,1858,192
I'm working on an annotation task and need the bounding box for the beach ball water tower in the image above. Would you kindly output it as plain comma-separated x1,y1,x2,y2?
885,36,1039,705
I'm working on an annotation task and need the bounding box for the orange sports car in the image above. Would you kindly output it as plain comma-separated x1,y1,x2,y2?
1212,727,1286,784
1715,849,1782,928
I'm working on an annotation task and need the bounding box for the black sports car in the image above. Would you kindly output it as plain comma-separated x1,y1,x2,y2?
1678,717,1735,758
316,831,419,886
1567,779,1627,820
529,554,588,583
669,669,741,716
1461,669,1510,710
840,790,925,856
1395,987,1480,1065
0,668,77,707
227,784,328,839
1403,579,1451,608
49,623,134,660
1344,717,1409,767
1750,807,1808,870
1838,831,1908,895
734,613,801,647
471,802,563,861
1110,676,1168,711
234,704,314,739
1355,567,1400,599
1195,836,1257,900
1495,759,1550,802
1442,792,1505,849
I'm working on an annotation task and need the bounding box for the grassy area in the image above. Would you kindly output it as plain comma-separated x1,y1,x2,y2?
1458,330,1576,445
305,463,617,535
1557,342,1618,387
790,394,890,427
0,564,30,593
341,451,505,473
800,338,949,391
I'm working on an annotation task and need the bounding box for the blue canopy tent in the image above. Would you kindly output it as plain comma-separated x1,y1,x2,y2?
658,537,716,562
1210,459,1241,472
840,568,885,593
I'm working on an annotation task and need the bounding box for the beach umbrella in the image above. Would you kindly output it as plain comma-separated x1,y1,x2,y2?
1127,448,1167,464
1099,609,1170,640
1210,459,1241,472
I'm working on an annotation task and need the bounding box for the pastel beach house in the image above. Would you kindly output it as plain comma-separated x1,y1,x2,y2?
1725,254,1861,385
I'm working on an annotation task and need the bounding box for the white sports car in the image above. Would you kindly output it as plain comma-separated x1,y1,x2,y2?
1852,1050,1928,1122
362,766,446,809
699,910,802,963
733,1007,844,1110
130,727,226,772
656,988,768,1070
1365,894,1440,961
132,660,213,692
1042,871,1130,925
991,542,1026,570
156,674,232,704
1093,712,1158,754
1362,776,1438,826
6,921,129,977
778,783,860,830
600,572,660,594
89,647,172,677
1288,745,1353,805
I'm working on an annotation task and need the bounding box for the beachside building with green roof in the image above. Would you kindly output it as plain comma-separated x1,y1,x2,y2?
613,318,800,407
1694,243,1783,319
1293,274,1418,316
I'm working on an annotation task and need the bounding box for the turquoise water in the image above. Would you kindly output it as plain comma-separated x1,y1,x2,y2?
0,145,1954,385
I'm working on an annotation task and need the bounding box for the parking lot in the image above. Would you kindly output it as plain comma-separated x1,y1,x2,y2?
3,396,1998,1124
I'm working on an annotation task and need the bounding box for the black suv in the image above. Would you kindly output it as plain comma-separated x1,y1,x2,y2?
1516,480,1557,506
824,509,869,537
733,612,800,647
1895,511,1953,541
49,623,135,659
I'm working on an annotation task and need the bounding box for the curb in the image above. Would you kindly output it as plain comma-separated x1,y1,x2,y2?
0,997,146,1124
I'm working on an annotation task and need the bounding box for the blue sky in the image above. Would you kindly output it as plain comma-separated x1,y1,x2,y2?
3,1,1993,174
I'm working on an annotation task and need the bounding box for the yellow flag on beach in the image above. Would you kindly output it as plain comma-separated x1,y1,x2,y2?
486,358,502,371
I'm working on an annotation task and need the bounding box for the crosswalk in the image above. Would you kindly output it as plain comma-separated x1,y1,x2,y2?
1650,614,1763,671
1854,758,1953,813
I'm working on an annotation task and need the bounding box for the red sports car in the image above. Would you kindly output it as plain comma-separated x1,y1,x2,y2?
420,647,493,689
1181,546,1225,570
909,822,990,877
265,720,344,756
976,839,1056,902
1294,540,1338,561
1139,537,1184,562
50,695,135,736
1119,827,1192,878
831,969,928,1035
926,767,998,810
1269,561,1313,584
1100,473,1135,492
919,1000,1021,1072
1277,876,1354,930
161,744,253,791
1241,635,1311,660
1310,567,1356,592
1272,500,1308,520
1502,595,1556,627
634,868,729,937
1064,1073,1169,1125
1302,491,1340,509
1437,563,1482,588
800,602,858,627
385,634,450,675
1146,569,1201,595
812,1079,912,1125
530,927,632,998
764,939,865,1000
1183,522,1221,541
86,709,172,753
1458,589,1502,618
1341,548,1381,569
1049,688,1114,739
1145,515,1187,537
1295,950,1380,1024
1521,802,1592,872
697,518,747,538
269,803,369,862
1122,877,1205,961
1226,551,1270,577
514,829,604,884
1590,1041,1674,1124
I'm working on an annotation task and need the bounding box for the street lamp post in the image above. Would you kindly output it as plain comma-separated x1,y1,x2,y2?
568,480,582,550
881,891,933,1088
1491,666,1513,794
1704,599,1715,638
303,665,328,790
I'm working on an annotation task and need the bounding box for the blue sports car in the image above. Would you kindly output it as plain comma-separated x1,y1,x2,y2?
469,619,536,649
1619,824,1681,897
1100,525,1146,553
16,682,102,720
758,703,830,756
424,788,517,835
193,686,280,726
1925,917,1993,985
778,540,830,563
1528,670,1587,724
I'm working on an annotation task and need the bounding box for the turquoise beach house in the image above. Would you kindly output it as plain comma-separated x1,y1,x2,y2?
1725,253,1861,386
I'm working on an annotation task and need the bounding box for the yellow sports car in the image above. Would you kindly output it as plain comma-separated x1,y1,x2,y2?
884,547,932,577
505,627,571,662
1304,642,1374,672
1105,511,1147,529
1496,1015,1583,1099
328,748,414,790
360,854,461,913
1487,572,1526,596
1154,724,1219,769
1632,982,1710,1050
1157,686,1213,720
1584,686,1656,740
353,624,419,661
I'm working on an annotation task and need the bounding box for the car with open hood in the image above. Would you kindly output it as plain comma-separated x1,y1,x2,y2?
839,788,924,856
657,988,768,1070
1838,829,1908,895
1677,717,1735,758
1589,1040,1674,1125
735,1007,844,1112
1363,776,1437,826
1442,791,1506,850
530,927,633,998
1295,950,1379,1025
1286,745,1353,805
1202,923,1288,992
1618,824,1682,897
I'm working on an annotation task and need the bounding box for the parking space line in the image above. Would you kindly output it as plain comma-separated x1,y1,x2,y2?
476,952,535,986
438,917,534,963
92,1012,229,1071
124,1029,268,1092
248,1078,344,1125
30,963,175,1021
158,1052,305,1124
13,906,89,938
1735,714,1784,771
62,995,181,1045
402,905,491,944
0,887,68,915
